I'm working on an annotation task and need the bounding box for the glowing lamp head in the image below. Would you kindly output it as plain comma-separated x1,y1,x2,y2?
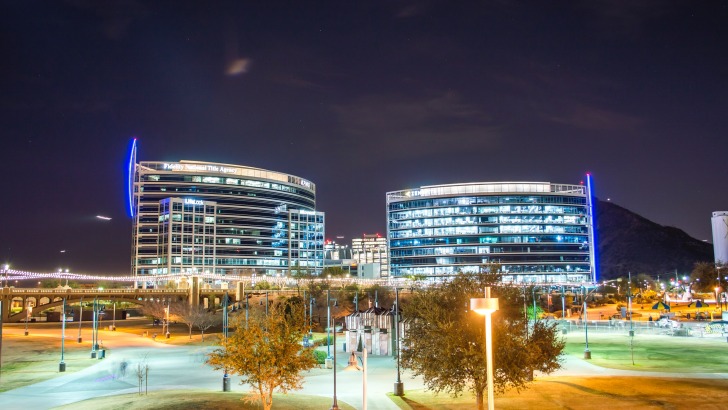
470,297,499,315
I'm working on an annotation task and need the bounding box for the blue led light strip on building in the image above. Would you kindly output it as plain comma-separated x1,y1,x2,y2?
126,138,137,218
586,173,599,282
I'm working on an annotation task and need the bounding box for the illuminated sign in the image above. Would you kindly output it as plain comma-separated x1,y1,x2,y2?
163,163,238,175
162,162,314,190
184,198,204,206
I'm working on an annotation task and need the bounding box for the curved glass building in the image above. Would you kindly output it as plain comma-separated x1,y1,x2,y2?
130,159,324,279
386,179,597,283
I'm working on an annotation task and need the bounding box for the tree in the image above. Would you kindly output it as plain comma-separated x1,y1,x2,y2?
289,263,312,294
170,303,200,339
322,266,347,278
400,270,564,410
690,262,720,292
207,302,316,410
362,284,394,308
194,308,218,341
139,301,167,324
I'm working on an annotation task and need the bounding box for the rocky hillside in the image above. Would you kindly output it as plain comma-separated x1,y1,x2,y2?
596,199,713,279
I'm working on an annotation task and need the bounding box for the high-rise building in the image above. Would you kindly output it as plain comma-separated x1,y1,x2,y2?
128,150,324,280
352,234,389,278
712,211,728,264
386,177,597,283
323,239,356,275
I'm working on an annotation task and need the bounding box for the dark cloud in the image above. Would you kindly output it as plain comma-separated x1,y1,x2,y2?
65,0,149,40
333,92,501,160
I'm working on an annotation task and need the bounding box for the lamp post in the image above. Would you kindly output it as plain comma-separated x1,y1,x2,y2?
90,297,98,358
222,292,230,392
165,300,171,339
309,296,314,335
77,297,84,343
327,289,332,359
582,286,591,359
245,290,250,327
60,298,66,372
470,287,499,410
24,303,32,336
393,287,403,396
326,289,339,410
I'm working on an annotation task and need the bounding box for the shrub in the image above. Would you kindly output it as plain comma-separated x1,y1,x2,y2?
314,335,333,347
313,350,327,364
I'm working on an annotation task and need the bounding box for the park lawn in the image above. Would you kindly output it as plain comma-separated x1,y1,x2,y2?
52,389,357,410
562,332,728,372
390,376,728,409
0,332,95,392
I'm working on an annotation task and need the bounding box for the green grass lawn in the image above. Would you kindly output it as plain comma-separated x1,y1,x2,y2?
0,332,94,392
390,376,728,409
562,332,728,372
52,390,357,410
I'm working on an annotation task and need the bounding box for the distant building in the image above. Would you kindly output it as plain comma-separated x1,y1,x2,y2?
352,234,389,278
128,151,324,280
386,178,597,283
712,211,728,264
323,240,356,275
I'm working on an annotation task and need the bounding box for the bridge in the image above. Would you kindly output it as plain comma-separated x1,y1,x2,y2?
0,277,251,323
0,268,393,323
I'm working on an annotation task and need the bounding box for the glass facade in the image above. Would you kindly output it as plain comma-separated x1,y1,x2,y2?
132,160,323,279
386,181,596,283
287,209,325,273
352,234,389,278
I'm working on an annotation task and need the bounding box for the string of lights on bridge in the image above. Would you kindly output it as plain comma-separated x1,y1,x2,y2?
1,268,391,287
2,268,601,289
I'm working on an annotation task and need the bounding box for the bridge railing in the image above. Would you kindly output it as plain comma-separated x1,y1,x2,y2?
6,288,190,295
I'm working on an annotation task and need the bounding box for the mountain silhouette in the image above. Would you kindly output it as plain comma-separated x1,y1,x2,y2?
596,199,713,280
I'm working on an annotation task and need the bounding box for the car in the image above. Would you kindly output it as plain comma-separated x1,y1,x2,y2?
694,312,709,321
656,318,680,329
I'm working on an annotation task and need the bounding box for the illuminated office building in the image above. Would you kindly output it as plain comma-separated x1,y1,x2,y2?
128,145,324,279
386,177,597,283
352,234,389,278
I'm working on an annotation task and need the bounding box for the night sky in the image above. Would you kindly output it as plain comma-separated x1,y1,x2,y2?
2,1,727,274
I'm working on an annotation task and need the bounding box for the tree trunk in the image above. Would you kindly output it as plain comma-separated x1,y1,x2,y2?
476,391,484,410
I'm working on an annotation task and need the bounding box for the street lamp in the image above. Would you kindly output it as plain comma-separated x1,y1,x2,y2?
24,303,32,336
471,287,499,410
222,292,230,392
582,286,591,359
77,297,84,343
326,289,339,410
393,287,403,396
343,349,369,410
60,298,66,372
165,300,171,339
